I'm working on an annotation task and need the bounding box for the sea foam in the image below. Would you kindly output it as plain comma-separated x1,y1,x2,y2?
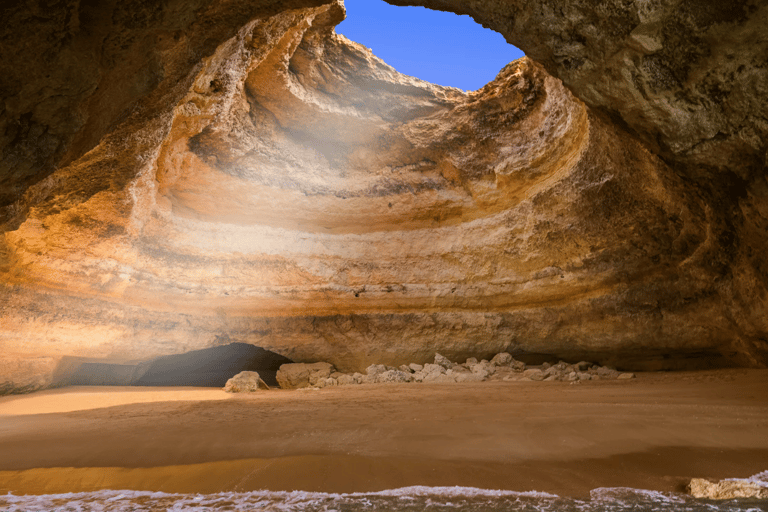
1,482,767,512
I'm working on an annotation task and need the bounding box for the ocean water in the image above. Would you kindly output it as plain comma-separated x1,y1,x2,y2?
2,484,767,512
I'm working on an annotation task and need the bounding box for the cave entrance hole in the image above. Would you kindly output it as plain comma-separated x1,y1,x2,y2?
52,343,293,389
337,0,525,91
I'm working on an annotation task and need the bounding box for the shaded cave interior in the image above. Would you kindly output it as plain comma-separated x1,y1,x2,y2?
52,344,292,388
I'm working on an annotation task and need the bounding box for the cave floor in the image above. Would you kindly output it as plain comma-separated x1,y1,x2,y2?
0,369,766,498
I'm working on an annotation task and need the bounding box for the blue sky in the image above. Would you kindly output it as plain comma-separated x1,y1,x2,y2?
336,0,525,91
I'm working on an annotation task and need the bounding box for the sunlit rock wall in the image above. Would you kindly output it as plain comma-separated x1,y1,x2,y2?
1,0,766,393
388,0,768,367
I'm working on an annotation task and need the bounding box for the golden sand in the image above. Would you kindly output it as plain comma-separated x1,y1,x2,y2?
1,370,766,498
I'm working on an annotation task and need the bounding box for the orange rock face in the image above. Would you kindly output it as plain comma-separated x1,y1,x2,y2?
1,0,766,393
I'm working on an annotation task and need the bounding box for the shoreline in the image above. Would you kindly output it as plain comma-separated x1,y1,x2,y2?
2,449,768,498
1,369,767,498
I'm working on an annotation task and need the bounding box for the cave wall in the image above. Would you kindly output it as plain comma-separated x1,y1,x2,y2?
387,0,768,365
1,0,766,393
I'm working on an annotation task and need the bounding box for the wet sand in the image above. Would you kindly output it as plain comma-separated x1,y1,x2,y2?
0,369,766,498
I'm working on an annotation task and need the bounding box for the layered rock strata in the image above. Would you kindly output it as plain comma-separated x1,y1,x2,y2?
387,0,768,367
1,0,767,393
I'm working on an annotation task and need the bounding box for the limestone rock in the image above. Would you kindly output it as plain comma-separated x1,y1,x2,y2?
336,374,356,386
366,364,388,377
455,372,485,383
490,353,512,366
423,364,446,376
223,371,270,393
388,0,768,371
423,372,456,384
523,369,545,382
1,0,767,393
469,361,496,376
276,362,334,389
434,353,453,369
688,478,768,500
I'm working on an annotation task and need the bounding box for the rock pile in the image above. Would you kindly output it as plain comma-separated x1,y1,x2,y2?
223,371,270,392
275,354,635,389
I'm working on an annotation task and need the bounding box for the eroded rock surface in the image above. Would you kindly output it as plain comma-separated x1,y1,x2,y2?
224,371,270,392
1,0,766,393
276,353,634,387
689,476,768,500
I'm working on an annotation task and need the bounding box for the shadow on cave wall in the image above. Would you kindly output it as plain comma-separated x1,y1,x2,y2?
53,343,293,388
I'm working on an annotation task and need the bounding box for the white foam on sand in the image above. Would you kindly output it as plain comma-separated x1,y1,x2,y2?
2,482,767,511
350,485,560,498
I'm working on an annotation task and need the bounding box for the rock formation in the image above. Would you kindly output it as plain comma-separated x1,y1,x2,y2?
274,353,634,389
1,0,766,393
276,362,334,389
689,475,768,500
223,371,270,392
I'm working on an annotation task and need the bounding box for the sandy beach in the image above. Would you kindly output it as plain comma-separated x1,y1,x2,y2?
0,369,766,498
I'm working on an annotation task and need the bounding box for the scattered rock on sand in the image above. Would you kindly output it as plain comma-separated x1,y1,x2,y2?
434,353,453,369
276,362,334,389
523,369,545,381
276,354,637,388
223,371,270,392
336,374,357,386
490,353,512,366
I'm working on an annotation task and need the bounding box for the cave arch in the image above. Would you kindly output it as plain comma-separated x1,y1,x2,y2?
52,344,292,388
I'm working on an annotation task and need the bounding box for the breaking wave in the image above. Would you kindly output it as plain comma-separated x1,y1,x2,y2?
1,483,767,511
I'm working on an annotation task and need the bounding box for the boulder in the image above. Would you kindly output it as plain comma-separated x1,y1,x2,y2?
223,371,270,393
469,360,496,376
523,369,545,381
336,374,357,386
490,353,513,366
595,367,621,379
434,353,453,369
366,364,388,377
422,363,446,375
377,370,413,384
276,362,334,389
688,478,768,500
423,372,456,384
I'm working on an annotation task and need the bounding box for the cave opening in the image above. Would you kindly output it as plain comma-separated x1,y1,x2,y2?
53,343,293,389
336,0,525,91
